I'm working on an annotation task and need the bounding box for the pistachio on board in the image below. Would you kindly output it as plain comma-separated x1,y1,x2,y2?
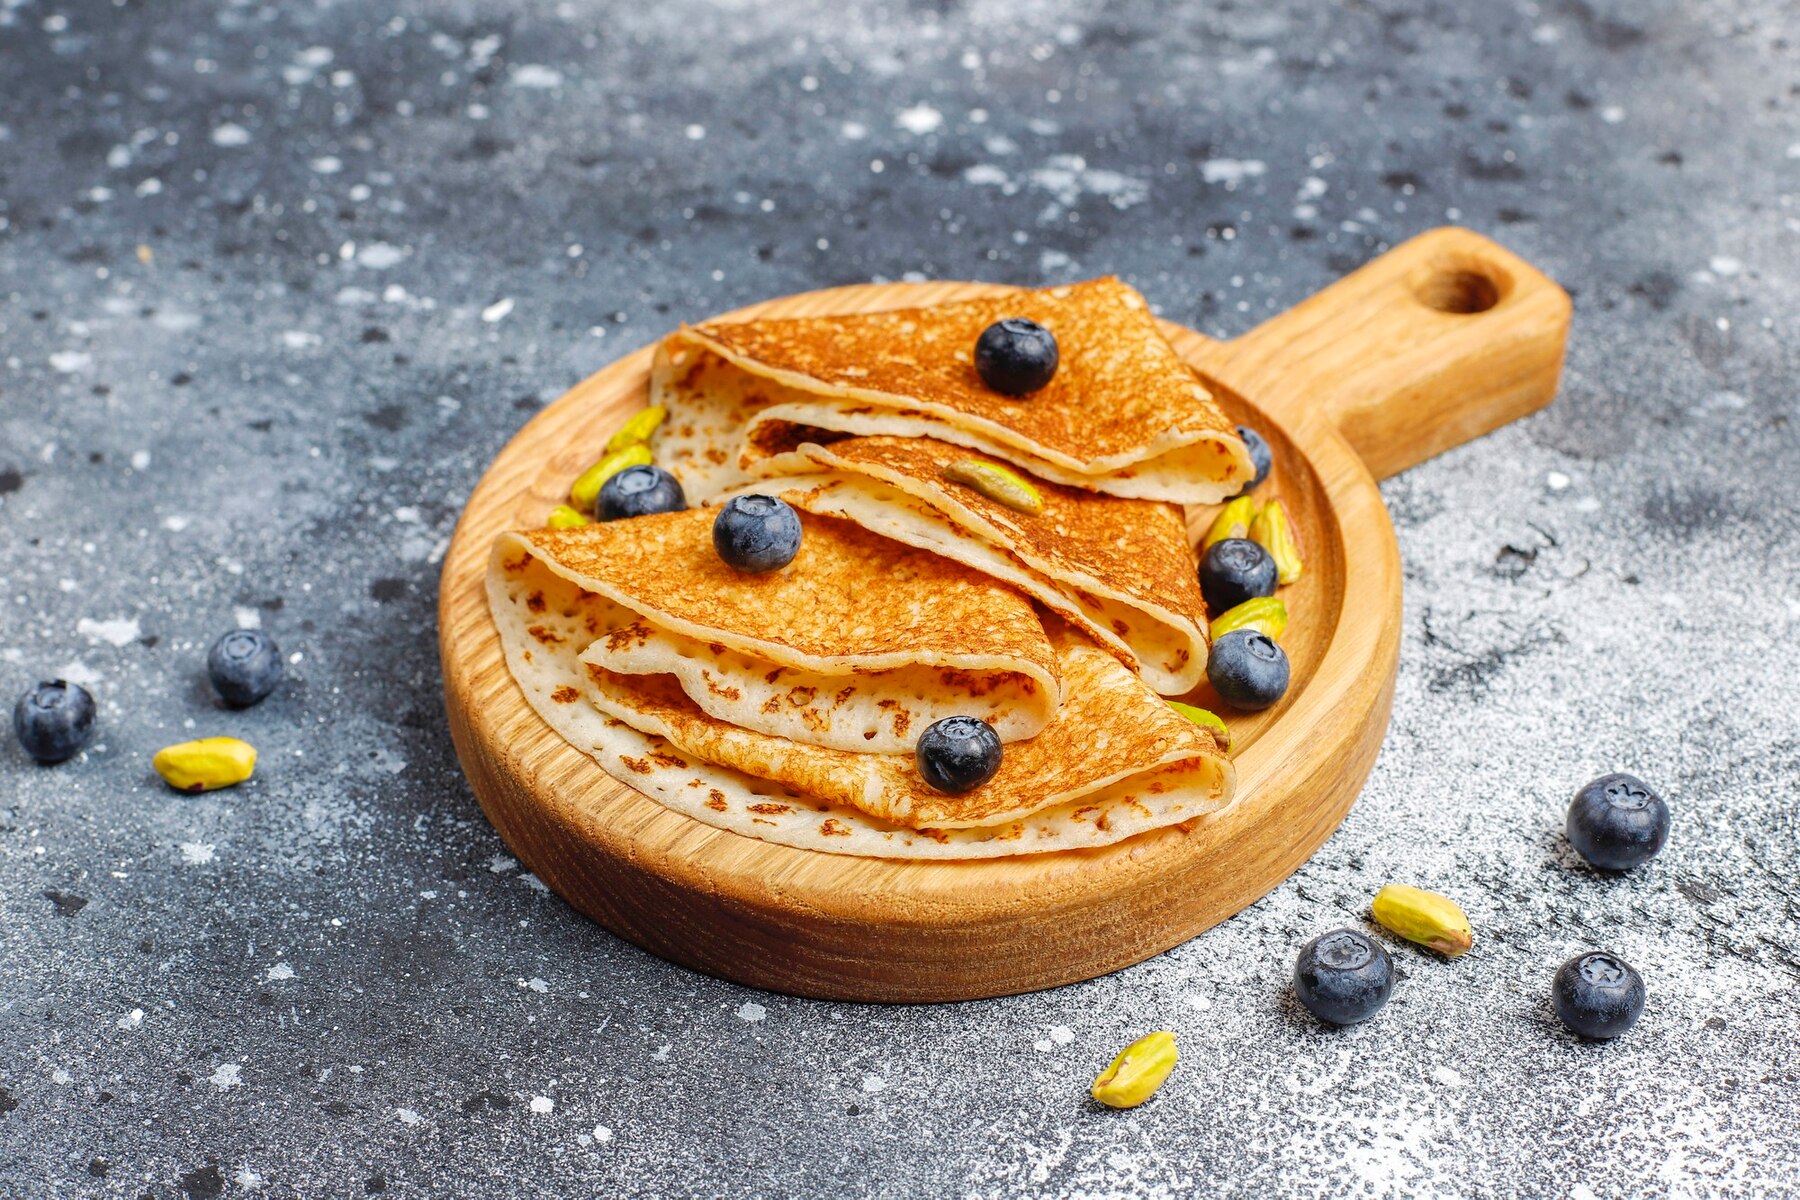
1166,701,1231,752
544,504,590,530
1210,596,1287,643
569,443,653,513
605,405,667,453
1202,496,1259,552
1249,499,1303,584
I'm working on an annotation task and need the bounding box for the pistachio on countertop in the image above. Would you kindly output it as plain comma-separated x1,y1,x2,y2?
1091,1031,1179,1110
1371,883,1473,958
153,737,257,793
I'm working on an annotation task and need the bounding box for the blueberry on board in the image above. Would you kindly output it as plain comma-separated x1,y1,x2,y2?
1294,928,1394,1025
974,318,1059,396
13,680,97,764
915,716,1003,795
1553,951,1645,1039
207,629,283,707
712,494,803,573
1200,538,1279,615
1566,773,1669,871
599,465,687,521
1235,425,1273,493
1207,629,1289,710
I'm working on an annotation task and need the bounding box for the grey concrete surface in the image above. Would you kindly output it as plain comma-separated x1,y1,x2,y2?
3,0,1798,1196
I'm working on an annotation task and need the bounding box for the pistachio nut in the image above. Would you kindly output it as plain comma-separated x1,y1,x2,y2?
153,737,257,793
1167,701,1231,751
1249,499,1302,584
941,459,1044,515
605,405,668,453
1210,596,1288,643
569,443,653,513
1371,883,1473,958
544,504,589,530
1202,496,1260,552
1091,1031,1179,1110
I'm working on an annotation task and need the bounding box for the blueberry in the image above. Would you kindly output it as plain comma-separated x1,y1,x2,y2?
1553,951,1645,1039
1294,928,1394,1025
13,680,97,764
712,494,803,573
974,318,1059,396
915,716,1003,795
1199,537,1278,614
1566,772,1669,871
599,465,687,521
1234,425,1273,493
207,629,283,708
1207,629,1289,710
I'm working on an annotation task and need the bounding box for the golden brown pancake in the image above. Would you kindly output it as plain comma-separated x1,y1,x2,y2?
748,435,1209,694
488,533,1234,859
583,621,1229,830
496,512,1060,753
658,277,1252,504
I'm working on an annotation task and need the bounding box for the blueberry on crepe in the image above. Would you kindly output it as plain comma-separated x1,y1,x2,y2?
712,494,801,573
915,716,1003,794
974,318,1058,396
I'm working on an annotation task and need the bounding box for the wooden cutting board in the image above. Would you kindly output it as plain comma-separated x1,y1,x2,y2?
438,227,1570,1002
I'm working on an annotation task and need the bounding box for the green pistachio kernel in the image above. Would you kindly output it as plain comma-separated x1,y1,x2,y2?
569,443,653,513
1091,1031,1179,1110
153,737,257,793
1249,499,1303,584
1167,701,1231,751
544,504,589,530
1202,496,1260,552
941,459,1045,515
605,405,667,453
1209,596,1288,642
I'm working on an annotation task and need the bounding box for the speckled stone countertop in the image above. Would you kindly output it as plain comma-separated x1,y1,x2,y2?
3,1,1798,1196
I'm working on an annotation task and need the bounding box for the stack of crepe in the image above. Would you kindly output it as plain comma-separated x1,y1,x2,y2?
488,279,1252,859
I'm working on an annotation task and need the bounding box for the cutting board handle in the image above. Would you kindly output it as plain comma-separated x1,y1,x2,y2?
1195,227,1571,480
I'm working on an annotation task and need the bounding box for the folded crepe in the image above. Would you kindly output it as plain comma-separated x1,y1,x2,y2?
744,435,1210,695
493,511,1060,754
489,537,1234,858
651,277,1253,505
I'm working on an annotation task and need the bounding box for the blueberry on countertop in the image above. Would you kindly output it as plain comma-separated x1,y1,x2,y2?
13,680,97,764
208,629,283,707
1200,537,1279,614
1553,951,1645,1039
915,716,1004,795
1294,928,1394,1025
1207,629,1289,710
712,494,803,573
599,464,687,521
1566,773,1669,871
974,318,1059,396
1235,425,1273,492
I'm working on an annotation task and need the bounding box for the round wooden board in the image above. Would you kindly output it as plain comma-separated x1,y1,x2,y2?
438,229,1570,1001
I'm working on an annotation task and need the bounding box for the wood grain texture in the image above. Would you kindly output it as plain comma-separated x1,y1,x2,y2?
437,227,1569,1002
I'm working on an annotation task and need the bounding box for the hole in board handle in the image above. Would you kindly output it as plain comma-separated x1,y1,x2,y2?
1415,264,1506,314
